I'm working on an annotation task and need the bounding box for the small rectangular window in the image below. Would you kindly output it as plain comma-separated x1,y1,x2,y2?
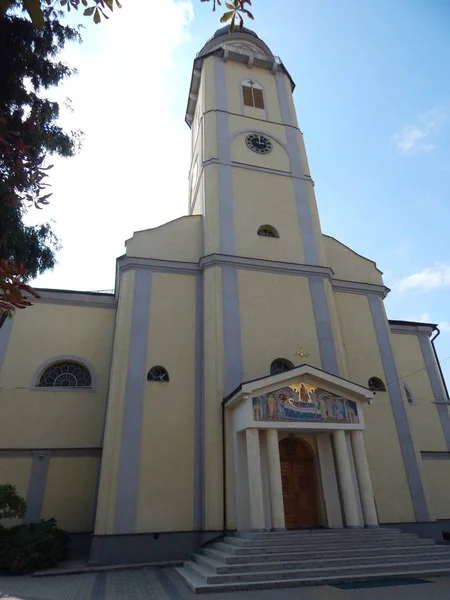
253,88,264,109
242,85,254,106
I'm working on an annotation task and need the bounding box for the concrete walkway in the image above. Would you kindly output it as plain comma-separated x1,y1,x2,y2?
1,569,450,600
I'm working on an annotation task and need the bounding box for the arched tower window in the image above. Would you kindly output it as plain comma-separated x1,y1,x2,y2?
270,359,294,376
257,225,279,238
242,79,264,109
368,376,386,392
147,366,169,382
37,361,92,388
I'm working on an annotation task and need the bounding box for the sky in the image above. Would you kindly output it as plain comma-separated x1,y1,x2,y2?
28,0,450,382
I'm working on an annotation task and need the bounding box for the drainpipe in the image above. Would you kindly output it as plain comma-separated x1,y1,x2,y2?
222,400,227,533
430,327,450,401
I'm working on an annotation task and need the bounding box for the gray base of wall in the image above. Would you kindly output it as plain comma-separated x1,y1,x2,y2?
88,531,223,566
382,520,450,543
67,532,92,560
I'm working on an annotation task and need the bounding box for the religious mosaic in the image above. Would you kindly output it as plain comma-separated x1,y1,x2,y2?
252,382,359,424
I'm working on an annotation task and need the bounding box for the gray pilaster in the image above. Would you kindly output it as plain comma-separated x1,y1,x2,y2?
0,313,13,374
23,450,51,524
309,277,339,375
275,71,320,266
275,72,293,127
419,334,450,450
214,56,235,255
193,275,205,530
222,266,243,395
368,294,429,521
114,269,152,534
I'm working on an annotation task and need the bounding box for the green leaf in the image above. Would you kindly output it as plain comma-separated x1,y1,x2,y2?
23,0,45,29
93,7,101,22
220,10,234,23
115,0,122,7
225,2,235,8
104,0,113,9
83,5,95,15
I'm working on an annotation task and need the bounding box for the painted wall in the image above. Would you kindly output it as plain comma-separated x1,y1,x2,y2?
391,331,450,520
238,270,321,382
232,168,305,263
421,460,450,519
126,216,202,263
94,270,136,535
323,236,383,285
335,292,415,522
41,457,99,532
0,302,114,448
137,272,196,532
391,333,447,451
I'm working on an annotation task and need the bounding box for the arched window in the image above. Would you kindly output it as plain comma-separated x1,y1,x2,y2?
242,79,264,109
368,376,386,392
147,366,169,382
404,384,414,404
38,361,92,388
270,359,294,376
258,225,279,238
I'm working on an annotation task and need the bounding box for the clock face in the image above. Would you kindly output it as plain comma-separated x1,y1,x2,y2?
245,133,273,154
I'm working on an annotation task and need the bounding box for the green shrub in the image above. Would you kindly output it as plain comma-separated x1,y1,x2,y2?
0,485,27,521
0,518,70,575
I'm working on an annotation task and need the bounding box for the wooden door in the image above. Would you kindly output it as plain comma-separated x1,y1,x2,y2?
279,437,319,529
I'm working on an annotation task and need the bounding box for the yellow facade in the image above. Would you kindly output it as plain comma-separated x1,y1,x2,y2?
1,25,449,565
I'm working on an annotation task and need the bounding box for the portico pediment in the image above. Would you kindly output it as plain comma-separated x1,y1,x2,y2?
224,364,374,431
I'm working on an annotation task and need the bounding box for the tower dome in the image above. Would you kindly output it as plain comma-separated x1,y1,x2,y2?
198,24,273,60
206,25,259,44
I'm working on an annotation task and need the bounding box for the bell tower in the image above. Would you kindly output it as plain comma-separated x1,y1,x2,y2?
185,26,327,267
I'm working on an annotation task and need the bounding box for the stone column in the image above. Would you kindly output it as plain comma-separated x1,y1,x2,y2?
351,430,378,527
246,428,265,530
265,429,285,530
333,430,360,527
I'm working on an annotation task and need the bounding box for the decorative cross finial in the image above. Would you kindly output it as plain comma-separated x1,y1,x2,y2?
294,347,310,359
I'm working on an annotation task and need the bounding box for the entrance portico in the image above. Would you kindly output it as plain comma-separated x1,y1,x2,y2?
224,365,378,532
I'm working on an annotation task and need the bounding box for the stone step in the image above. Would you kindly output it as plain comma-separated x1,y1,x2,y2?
204,543,450,564
234,528,402,540
193,548,450,574
222,532,418,547
175,564,450,593
184,557,450,584
218,535,430,553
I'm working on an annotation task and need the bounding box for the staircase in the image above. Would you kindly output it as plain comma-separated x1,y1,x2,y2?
175,528,450,593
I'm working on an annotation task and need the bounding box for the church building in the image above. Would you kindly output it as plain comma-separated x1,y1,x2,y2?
1,27,450,575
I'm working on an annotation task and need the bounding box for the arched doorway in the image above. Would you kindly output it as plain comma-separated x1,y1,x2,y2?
279,437,319,529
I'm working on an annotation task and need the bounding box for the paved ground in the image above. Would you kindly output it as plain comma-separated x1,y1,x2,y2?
1,569,450,600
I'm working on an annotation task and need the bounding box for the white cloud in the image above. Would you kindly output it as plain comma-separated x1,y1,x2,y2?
393,107,446,155
28,0,195,291
395,264,450,293
439,321,450,333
